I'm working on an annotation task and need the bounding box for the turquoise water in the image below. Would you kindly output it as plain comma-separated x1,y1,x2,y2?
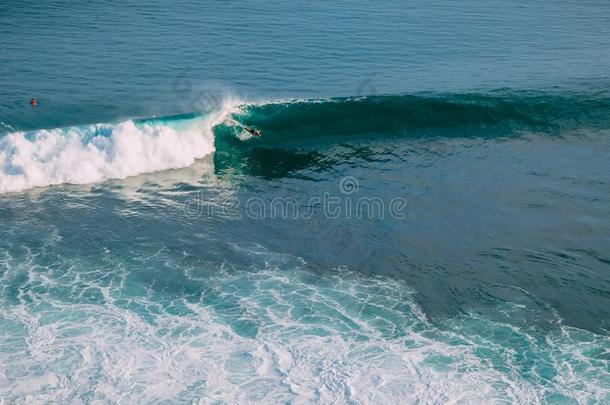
1,1,610,403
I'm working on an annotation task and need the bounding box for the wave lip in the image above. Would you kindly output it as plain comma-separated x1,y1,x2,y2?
230,92,610,140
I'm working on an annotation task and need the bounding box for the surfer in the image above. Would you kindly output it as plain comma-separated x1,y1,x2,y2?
226,117,261,137
30,98,37,106
244,126,262,137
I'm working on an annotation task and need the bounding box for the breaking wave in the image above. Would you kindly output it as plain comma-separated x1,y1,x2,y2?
0,106,235,193
3,91,610,193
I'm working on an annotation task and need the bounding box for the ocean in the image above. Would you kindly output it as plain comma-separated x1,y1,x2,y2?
1,1,609,403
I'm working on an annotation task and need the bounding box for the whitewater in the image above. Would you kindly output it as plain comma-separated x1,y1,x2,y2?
2,244,608,404
0,104,238,194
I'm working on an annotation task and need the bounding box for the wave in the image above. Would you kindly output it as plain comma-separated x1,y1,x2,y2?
210,91,610,178
222,92,610,142
3,91,609,193
0,105,236,194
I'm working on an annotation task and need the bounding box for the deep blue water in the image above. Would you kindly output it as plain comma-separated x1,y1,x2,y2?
1,1,610,403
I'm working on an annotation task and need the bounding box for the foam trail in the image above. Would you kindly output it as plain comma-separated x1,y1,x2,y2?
0,103,236,194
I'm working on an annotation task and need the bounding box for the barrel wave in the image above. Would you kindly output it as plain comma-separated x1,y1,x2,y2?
221,92,610,143
3,91,610,193
210,91,610,178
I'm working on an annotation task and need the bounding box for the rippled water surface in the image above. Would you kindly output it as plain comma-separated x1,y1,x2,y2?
1,0,610,403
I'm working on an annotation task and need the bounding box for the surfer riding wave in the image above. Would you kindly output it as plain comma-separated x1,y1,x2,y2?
226,117,261,137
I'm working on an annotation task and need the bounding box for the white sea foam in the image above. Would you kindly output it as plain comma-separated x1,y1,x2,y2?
0,244,608,403
0,102,237,194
